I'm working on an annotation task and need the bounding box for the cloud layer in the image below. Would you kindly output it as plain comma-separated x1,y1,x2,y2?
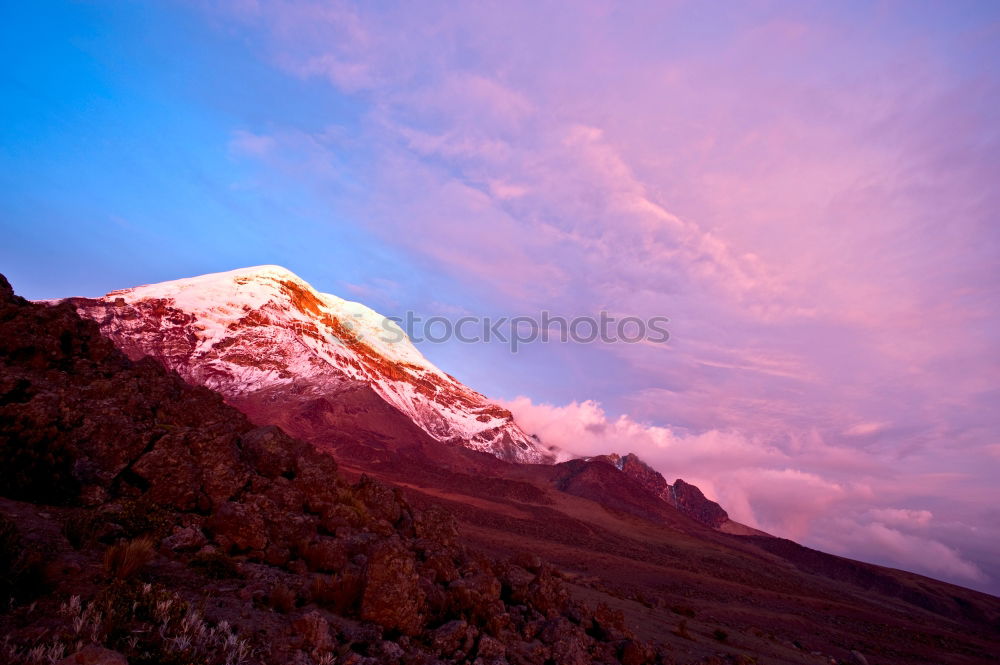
503,396,990,586
209,1,1000,593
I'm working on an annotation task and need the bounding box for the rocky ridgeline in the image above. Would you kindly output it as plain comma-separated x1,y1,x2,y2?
596,454,729,529
0,273,673,665
668,479,728,530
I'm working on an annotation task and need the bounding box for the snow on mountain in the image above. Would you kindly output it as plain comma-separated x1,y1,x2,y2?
62,265,555,464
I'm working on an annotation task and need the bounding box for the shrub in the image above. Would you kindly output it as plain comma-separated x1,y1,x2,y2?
308,574,338,606
103,537,155,580
5,584,255,665
713,628,728,642
307,567,363,613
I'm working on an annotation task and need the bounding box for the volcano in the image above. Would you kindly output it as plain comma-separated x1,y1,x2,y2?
64,265,555,465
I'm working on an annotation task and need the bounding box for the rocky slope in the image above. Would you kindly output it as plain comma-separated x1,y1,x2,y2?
63,266,554,465
0,272,665,665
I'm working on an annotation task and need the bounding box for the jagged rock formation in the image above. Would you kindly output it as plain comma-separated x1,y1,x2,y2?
589,453,728,528
668,479,728,529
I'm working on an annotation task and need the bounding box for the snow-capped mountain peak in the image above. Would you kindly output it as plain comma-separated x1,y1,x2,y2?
64,266,554,464
103,265,436,373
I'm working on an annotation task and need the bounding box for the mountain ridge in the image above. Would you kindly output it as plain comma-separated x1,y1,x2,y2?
61,266,747,531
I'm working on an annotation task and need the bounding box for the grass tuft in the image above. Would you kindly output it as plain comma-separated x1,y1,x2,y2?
103,537,155,580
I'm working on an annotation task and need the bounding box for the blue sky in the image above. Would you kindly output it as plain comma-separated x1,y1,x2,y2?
2,2,370,296
2,1,999,593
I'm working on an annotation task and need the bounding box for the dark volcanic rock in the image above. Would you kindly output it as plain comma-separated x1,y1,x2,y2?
618,453,673,499
360,539,425,634
55,645,128,665
670,478,728,528
587,452,730,529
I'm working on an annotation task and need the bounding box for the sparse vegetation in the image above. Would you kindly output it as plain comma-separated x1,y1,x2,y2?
103,537,155,580
2,583,252,665
713,628,729,642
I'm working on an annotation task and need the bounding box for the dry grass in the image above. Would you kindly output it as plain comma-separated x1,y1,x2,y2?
4,586,253,665
103,537,155,580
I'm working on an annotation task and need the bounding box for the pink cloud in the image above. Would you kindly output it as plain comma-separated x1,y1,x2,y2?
213,1,1000,592
503,394,988,586
818,521,987,584
867,508,934,529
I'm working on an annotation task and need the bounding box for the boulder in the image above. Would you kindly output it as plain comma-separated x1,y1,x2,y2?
429,619,471,655
56,645,128,665
240,426,296,479
162,525,207,552
356,475,404,523
292,611,334,657
206,501,267,552
476,634,507,659
302,537,349,573
360,540,425,634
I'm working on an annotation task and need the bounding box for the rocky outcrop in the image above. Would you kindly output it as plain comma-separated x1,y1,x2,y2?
669,478,728,529
580,453,729,529
359,539,425,634
48,267,744,535
618,453,674,501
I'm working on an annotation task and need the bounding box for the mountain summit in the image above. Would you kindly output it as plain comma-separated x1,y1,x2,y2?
65,266,554,464
62,266,751,533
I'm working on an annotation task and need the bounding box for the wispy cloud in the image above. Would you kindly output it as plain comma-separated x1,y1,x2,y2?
210,0,1000,592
